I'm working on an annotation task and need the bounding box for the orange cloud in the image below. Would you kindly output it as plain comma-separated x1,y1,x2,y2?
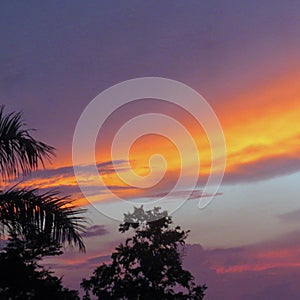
8,71,300,206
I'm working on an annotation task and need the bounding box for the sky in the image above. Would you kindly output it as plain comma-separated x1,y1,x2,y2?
1,1,300,298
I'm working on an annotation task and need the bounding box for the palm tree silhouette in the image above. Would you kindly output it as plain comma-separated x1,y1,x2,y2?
0,106,86,251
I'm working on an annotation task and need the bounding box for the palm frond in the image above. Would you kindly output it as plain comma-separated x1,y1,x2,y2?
0,106,55,181
0,187,87,252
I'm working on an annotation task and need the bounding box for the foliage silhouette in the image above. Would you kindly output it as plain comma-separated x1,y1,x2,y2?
0,187,86,252
0,106,54,180
0,106,87,298
81,206,207,300
0,106,86,251
0,235,80,299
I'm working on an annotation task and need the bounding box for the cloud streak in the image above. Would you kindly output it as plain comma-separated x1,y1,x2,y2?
82,225,108,238
47,229,300,299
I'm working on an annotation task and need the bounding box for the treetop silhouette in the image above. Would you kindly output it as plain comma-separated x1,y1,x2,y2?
81,206,207,300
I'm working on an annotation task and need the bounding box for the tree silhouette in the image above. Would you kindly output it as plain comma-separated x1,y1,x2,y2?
0,188,86,252
0,106,54,180
81,206,207,300
0,235,80,299
0,106,86,298
0,106,86,251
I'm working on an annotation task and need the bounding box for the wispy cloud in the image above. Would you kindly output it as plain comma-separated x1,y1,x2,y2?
48,229,300,300
278,210,300,223
184,230,300,299
82,225,108,238
224,155,300,184
147,189,223,200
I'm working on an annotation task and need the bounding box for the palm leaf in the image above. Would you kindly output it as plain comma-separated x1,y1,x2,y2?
0,106,55,181
0,187,87,252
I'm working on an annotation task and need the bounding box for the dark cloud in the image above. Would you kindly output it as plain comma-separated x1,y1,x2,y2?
18,160,128,181
148,189,223,200
82,225,108,238
47,229,300,299
278,210,300,223
46,254,111,272
224,155,300,184
38,184,134,198
9,160,135,199
85,255,111,265
11,154,300,200
183,231,300,300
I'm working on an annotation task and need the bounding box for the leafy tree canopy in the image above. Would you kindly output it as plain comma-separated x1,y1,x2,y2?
0,233,80,300
81,206,207,300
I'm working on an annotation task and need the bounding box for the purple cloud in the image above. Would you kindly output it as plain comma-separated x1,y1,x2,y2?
224,155,300,184
82,225,108,238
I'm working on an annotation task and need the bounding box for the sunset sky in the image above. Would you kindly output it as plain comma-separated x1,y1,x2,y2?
1,1,300,299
